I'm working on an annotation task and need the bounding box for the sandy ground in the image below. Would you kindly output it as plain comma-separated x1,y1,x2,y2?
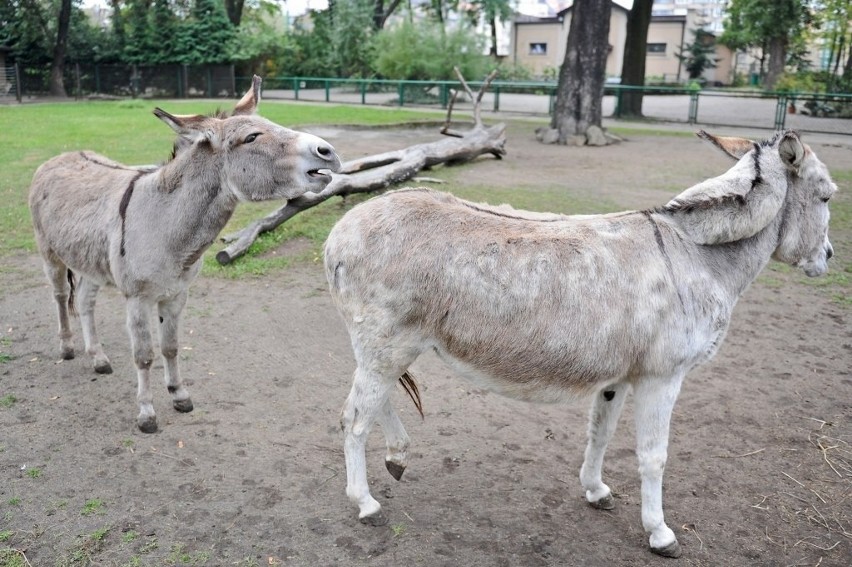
1,125,850,566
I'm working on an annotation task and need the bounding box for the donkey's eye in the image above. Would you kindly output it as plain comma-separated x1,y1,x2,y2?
244,133,261,144
820,197,830,203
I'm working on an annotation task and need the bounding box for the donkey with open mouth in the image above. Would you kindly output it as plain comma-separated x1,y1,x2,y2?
30,76,341,432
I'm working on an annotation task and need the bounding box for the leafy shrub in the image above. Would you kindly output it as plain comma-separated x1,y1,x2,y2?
371,19,489,81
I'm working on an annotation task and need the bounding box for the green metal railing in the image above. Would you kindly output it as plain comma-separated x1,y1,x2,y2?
247,76,852,134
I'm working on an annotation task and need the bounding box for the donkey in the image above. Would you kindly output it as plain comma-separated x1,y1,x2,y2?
323,130,835,557
30,76,341,433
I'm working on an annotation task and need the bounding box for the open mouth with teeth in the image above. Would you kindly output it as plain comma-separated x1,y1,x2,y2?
308,168,334,179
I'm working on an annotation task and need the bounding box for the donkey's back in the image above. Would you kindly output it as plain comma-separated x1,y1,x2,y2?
30,151,146,286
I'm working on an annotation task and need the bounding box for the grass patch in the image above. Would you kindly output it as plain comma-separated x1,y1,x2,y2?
0,548,28,567
166,542,210,565
25,467,41,478
0,101,443,259
0,394,16,408
80,498,105,516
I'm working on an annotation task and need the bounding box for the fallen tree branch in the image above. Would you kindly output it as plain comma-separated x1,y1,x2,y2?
216,69,507,265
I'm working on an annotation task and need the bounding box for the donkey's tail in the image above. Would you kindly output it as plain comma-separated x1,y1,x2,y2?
399,371,424,419
67,269,77,316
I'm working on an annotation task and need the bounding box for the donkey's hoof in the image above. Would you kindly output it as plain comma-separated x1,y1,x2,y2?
94,361,113,374
137,416,158,434
173,398,194,413
589,495,615,510
359,511,388,527
385,460,406,481
60,348,75,360
651,540,682,558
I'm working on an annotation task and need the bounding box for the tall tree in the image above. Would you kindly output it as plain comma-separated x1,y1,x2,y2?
548,0,611,144
49,0,73,96
676,28,718,80
469,0,514,57
720,0,810,89
618,0,653,118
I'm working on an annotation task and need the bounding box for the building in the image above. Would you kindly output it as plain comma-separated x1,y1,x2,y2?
511,0,735,85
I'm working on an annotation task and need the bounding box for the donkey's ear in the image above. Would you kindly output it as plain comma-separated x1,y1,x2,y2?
697,130,754,160
153,108,208,141
233,75,261,116
778,131,806,174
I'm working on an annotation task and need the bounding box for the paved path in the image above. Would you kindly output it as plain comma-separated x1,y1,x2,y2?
264,88,851,138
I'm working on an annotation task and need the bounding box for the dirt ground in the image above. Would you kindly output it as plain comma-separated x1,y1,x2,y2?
1,124,850,567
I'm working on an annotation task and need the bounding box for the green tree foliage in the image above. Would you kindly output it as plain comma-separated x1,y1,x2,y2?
328,0,376,77
676,28,718,80
371,18,488,80
1,0,108,65
720,0,810,88
178,0,238,64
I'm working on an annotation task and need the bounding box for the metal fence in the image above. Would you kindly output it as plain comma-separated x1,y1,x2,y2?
1,64,20,102
256,77,852,136
11,63,237,99
5,66,850,136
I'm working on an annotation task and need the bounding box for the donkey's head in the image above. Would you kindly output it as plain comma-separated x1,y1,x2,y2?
153,75,341,201
695,130,835,277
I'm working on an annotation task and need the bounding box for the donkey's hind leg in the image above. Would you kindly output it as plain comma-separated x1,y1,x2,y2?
158,291,193,413
377,397,411,481
75,277,112,374
580,383,629,510
41,256,75,360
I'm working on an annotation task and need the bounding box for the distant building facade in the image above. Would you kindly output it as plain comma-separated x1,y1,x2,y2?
511,0,735,85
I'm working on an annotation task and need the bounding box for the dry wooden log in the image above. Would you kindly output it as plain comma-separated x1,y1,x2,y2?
216,68,507,265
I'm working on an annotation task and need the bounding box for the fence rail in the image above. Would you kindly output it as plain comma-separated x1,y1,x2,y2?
3,64,850,136
255,76,852,136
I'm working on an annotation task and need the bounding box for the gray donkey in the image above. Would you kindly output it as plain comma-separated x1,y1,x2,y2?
324,130,835,557
30,76,341,432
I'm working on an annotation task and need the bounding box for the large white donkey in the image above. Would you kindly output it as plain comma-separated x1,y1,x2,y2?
30,76,341,432
324,130,835,557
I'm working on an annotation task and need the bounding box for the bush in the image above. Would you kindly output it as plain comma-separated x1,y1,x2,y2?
371,20,489,82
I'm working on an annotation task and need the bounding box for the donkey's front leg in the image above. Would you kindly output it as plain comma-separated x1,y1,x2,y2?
580,383,629,510
158,291,193,413
633,375,685,558
126,297,158,433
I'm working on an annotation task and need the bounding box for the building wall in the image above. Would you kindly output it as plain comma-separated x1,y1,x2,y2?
514,22,564,75
644,20,687,83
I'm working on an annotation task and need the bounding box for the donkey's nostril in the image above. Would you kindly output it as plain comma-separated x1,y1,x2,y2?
316,144,333,158
826,244,834,260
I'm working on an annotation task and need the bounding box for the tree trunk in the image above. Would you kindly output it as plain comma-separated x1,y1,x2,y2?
373,0,402,29
489,16,498,57
224,0,245,27
548,0,612,144
764,35,786,90
619,0,653,118
49,0,72,97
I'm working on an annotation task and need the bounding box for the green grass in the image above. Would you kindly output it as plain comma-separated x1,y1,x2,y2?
0,394,16,408
25,467,41,478
80,498,105,516
0,100,444,258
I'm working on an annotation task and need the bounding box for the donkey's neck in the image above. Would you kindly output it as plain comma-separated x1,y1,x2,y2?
150,157,239,266
704,214,783,299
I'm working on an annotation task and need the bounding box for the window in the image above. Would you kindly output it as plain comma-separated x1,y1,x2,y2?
647,43,666,54
529,43,547,55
